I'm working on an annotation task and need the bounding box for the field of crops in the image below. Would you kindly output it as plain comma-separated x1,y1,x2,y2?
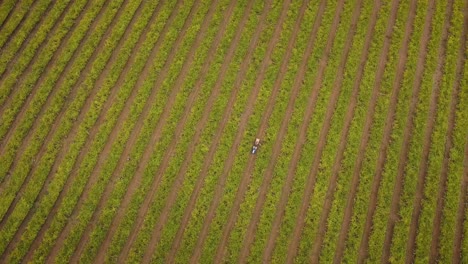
0,0,466,263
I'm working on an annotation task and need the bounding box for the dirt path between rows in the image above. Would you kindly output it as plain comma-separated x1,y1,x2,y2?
0,0,56,81
282,1,345,262
357,0,417,262
0,0,41,52
0,0,133,260
306,0,366,262
188,1,273,262
0,0,19,30
50,0,192,262
380,0,435,262
138,1,238,263
0,0,100,228
330,0,399,262
235,1,312,262
111,1,207,262
405,1,454,262
454,137,468,263
23,0,164,261
429,4,468,262
212,1,292,262
164,1,255,261
261,0,327,261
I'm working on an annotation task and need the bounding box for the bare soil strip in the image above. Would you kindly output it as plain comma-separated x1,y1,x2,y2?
0,0,18,30
429,6,468,262
236,1,316,261
0,0,90,155
138,1,237,262
0,0,56,81
380,0,435,261
188,1,273,262
454,139,468,263
212,1,292,262
356,1,417,262
47,0,193,262
306,0,366,261
23,0,166,261
282,1,345,262
0,0,41,51
405,1,454,262
260,2,327,261
330,0,400,262
0,0,136,260
0,0,112,229
73,0,219,262
110,1,206,261
165,1,255,260
0,0,102,227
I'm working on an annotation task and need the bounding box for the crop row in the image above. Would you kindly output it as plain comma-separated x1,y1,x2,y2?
36,0,189,261
55,0,216,262
387,0,448,262
419,0,465,262
0,0,75,136
163,0,266,262
266,0,344,262
195,0,288,262
339,0,411,261
70,0,209,262
21,0,170,261
315,0,379,262
0,0,17,27
282,0,361,262
0,0,56,80
0,0,90,180
362,0,427,262
0,0,127,259
0,0,109,227
2,0,147,262
111,0,244,262
0,0,36,51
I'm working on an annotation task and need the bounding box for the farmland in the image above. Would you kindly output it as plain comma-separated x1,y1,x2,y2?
0,0,466,263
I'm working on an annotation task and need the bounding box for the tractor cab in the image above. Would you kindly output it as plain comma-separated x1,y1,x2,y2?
251,138,260,154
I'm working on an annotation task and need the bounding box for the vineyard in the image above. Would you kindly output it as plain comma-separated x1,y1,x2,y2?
0,0,467,263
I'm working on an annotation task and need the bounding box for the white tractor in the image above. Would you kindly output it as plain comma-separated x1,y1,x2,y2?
251,138,260,154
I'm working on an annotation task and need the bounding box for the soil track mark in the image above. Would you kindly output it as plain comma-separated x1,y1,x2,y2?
0,0,112,228
405,1,454,262
260,2,327,261
235,0,315,261
0,0,18,30
429,5,468,261
164,2,255,261
89,1,188,262
46,0,193,262
188,1,273,262
454,140,468,263
331,0,400,262
0,0,57,81
0,0,90,154
0,0,136,260
74,0,217,262
380,0,435,261
110,1,208,261
23,0,167,261
0,0,104,227
0,0,40,51
211,1,293,262
306,0,368,261
137,1,237,262
282,1,345,262
356,1,417,262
